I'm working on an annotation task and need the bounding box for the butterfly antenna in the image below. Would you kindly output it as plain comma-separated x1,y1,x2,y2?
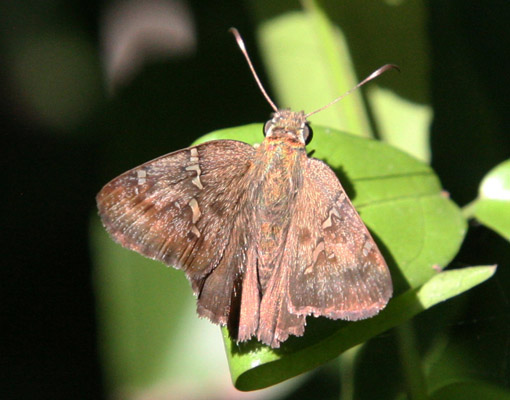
230,28,278,112
305,64,400,118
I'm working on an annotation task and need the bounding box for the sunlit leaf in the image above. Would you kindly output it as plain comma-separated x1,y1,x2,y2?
257,11,372,136
474,159,510,241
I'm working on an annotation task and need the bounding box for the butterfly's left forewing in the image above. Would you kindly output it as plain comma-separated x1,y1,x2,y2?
285,158,392,321
97,139,256,324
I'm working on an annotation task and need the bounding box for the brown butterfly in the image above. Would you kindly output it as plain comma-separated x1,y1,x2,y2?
97,29,394,348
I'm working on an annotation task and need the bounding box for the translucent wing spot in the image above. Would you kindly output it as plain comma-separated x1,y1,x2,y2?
188,198,201,223
137,169,147,185
306,240,326,274
362,237,374,256
190,225,201,237
192,176,204,189
190,148,199,163
185,163,204,189
185,164,200,173
322,207,341,229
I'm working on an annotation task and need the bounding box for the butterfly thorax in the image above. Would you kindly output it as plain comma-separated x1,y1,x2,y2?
251,126,307,291
264,109,309,145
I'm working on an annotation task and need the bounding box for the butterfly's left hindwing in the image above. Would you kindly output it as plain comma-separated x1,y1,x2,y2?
285,158,392,321
97,139,256,323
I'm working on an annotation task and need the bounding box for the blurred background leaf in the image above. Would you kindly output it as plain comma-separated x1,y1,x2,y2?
469,159,510,241
3,0,510,399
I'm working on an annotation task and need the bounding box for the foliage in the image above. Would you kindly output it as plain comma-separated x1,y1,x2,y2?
90,1,509,398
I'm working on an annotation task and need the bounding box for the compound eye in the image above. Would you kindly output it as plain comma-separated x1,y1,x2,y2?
303,123,313,144
263,120,273,137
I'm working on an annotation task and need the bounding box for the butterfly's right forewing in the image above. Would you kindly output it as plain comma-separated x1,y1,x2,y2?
97,140,256,324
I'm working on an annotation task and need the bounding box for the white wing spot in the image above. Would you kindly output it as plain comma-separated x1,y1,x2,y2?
185,164,203,189
188,198,201,223
190,148,199,163
137,170,147,185
190,225,201,237
362,239,374,257
322,207,341,229
304,265,314,275
312,241,325,263
192,176,204,189
185,164,200,173
305,241,325,274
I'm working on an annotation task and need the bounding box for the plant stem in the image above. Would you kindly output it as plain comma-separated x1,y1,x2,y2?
462,198,479,220
396,322,429,400
339,344,362,400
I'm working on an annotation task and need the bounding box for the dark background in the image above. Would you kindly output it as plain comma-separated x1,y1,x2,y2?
3,1,510,399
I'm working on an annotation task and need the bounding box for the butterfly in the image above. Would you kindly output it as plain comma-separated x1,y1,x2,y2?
96,29,394,348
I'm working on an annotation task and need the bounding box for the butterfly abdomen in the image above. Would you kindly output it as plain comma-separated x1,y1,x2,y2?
250,139,306,290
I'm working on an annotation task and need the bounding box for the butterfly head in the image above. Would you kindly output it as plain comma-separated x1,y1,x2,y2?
263,109,313,145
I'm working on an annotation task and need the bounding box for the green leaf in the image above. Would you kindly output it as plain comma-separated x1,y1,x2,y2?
91,218,229,393
473,159,510,241
368,86,432,162
193,124,476,391
430,381,510,400
257,9,373,136
254,2,431,162
226,266,495,391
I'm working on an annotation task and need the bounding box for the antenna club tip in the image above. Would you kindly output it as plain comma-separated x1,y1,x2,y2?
386,64,401,72
229,27,246,50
